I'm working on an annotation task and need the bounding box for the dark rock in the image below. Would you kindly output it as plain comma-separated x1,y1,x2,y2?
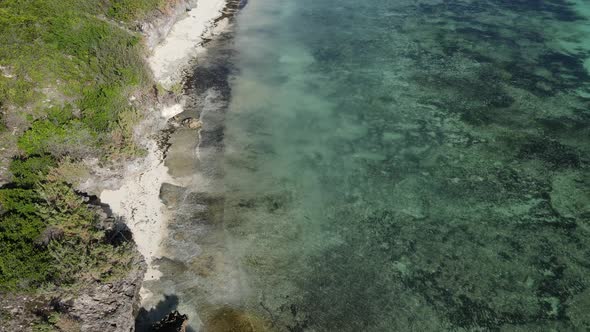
36,226,64,246
151,311,188,332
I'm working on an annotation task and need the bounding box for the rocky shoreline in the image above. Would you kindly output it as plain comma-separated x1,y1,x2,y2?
99,0,243,330
137,8,245,330
0,0,240,331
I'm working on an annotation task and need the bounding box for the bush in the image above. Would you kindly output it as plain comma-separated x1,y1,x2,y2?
79,85,128,132
0,0,154,293
0,188,39,216
18,120,98,158
0,175,133,291
45,158,89,186
0,189,53,290
36,181,99,241
9,156,56,188
109,107,145,157
0,217,52,290
1,0,150,156
108,0,165,22
48,241,134,285
17,121,67,156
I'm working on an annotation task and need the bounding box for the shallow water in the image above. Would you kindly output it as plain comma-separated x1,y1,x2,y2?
143,0,590,330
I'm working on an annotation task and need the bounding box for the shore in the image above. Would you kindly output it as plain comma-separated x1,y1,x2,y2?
99,0,229,304
150,0,229,87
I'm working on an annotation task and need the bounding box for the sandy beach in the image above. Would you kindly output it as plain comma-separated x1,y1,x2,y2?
149,0,228,87
99,0,228,302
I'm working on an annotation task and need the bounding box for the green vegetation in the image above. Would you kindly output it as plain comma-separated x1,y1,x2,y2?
0,0,167,294
0,158,133,290
0,0,159,159
32,312,80,332
109,0,166,22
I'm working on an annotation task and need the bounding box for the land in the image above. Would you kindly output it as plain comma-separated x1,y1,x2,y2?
0,0,227,330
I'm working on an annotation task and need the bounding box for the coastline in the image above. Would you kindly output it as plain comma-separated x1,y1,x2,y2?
135,11,244,330
149,0,229,87
99,0,231,306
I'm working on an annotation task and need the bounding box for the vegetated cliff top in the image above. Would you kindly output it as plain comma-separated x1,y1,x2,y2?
0,0,179,330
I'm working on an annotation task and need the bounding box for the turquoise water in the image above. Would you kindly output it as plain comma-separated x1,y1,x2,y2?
146,0,590,330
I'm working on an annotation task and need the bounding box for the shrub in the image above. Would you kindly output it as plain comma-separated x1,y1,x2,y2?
36,181,100,242
0,201,52,290
18,120,98,158
17,121,68,156
1,0,150,157
79,85,127,132
0,175,133,290
108,107,145,156
108,0,166,22
9,156,56,188
0,0,154,293
48,241,134,285
45,158,89,186
0,188,39,216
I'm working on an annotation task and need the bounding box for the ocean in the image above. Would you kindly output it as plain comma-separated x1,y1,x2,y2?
142,0,590,330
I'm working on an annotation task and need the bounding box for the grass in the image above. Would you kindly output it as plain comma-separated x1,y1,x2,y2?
109,0,167,22
0,0,161,155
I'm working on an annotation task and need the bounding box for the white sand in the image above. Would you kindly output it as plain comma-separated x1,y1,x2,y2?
99,0,228,302
149,0,228,87
100,139,176,282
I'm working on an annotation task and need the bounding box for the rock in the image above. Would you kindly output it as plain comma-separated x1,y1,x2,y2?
180,118,202,129
168,116,182,128
57,253,146,332
36,226,64,246
151,311,188,332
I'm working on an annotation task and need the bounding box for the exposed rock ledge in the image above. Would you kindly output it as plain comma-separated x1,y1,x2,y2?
57,256,146,332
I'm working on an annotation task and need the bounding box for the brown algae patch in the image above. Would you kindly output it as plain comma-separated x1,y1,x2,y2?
203,307,271,332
